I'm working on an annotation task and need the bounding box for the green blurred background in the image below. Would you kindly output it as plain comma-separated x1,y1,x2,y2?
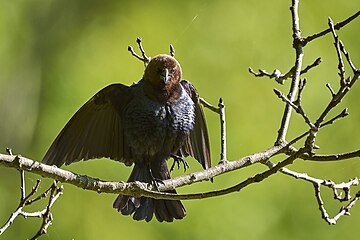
1,0,360,239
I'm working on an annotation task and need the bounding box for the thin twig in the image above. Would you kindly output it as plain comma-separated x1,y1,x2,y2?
199,97,220,113
273,89,299,111
128,37,151,66
339,40,357,73
303,10,360,44
319,108,348,128
249,57,321,84
304,25,360,150
300,149,360,162
30,182,63,240
170,44,175,57
0,151,63,238
136,37,150,63
25,180,51,205
328,17,346,85
0,208,22,235
249,68,285,84
313,181,360,225
6,148,12,155
294,78,317,130
301,57,322,75
218,98,227,163
199,97,227,163
326,83,336,97
23,179,41,203
6,149,27,201
128,46,145,62
273,88,315,129
275,0,304,145
313,182,336,224
330,190,360,224
265,159,358,202
20,170,25,201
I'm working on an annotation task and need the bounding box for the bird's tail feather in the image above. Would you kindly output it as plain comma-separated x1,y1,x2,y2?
113,160,186,222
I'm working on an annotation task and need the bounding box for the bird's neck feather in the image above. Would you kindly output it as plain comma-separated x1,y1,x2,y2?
144,80,182,104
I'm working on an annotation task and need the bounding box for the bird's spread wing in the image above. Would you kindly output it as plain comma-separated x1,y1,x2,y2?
180,80,211,170
42,84,134,167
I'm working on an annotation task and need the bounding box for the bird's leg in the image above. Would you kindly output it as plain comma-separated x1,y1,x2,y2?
147,165,164,191
170,154,189,173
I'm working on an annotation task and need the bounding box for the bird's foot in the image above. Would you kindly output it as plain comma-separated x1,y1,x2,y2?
148,167,165,191
153,179,165,191
170,154,189,173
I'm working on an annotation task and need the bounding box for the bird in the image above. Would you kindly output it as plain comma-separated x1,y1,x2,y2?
42,54,211,222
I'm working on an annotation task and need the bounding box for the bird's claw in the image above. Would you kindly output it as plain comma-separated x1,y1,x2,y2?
148,167,165,191
170,154,189,173
151,177,165,191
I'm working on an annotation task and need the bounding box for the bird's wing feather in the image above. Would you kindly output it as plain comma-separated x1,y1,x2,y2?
42,83,134,167
180,80,211,170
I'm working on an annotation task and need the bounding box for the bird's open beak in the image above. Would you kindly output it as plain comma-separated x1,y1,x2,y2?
160,68,170,84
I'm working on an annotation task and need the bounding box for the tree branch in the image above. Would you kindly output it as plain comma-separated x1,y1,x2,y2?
128,37,151,66
0,166,63,238
303,10,360,44
0,145,284,200
0,146,304,201
0,123,312,202
300,149,360,162
275,0,304,145
249,57,321,84
200,97,228,164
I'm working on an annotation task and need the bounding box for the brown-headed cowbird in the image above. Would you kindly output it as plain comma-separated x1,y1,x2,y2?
42,54,211,222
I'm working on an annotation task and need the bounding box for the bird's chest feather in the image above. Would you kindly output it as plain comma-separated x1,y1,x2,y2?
124,87,195,160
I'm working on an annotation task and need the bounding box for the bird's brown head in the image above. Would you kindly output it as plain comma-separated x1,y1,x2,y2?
144,54,182,103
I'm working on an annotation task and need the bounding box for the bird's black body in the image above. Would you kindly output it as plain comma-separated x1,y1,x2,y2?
123,83,195,163
42,54,211,222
